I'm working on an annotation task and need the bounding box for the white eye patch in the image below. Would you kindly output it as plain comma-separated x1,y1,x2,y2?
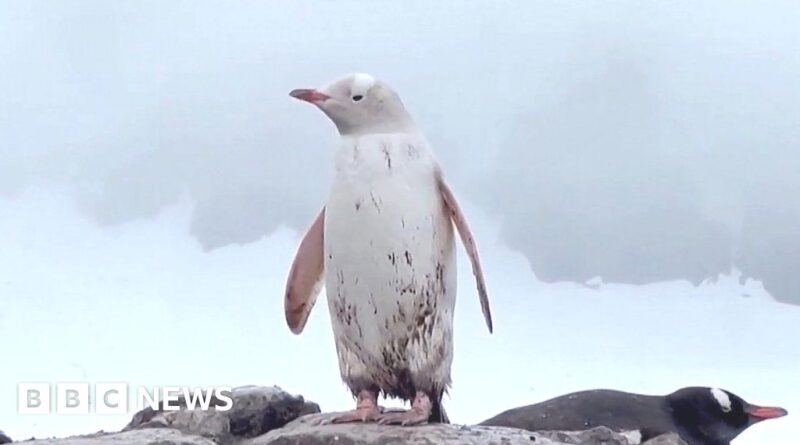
711,388,732,412
351,73,376,99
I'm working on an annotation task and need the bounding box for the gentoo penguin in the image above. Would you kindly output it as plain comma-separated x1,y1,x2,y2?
480,387,788,445
284,73,492,425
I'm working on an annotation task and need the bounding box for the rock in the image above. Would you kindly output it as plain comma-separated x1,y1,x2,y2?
248,413,682,445
10,423,687,445
533,428,642,445
5,385,689,445
642,434,687,445
0,430,11,444
15,428,215,445
10,423,688,445
123,385,319,443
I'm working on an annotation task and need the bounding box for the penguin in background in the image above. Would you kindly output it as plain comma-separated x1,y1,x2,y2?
480,387,787,445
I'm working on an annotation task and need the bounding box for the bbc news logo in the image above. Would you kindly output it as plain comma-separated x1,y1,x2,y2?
17,383,233,414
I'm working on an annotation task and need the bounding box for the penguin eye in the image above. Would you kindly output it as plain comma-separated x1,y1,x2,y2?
352,95,364,102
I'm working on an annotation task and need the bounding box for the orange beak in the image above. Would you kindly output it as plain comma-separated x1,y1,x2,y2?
745,404,788,421
289,89,330,104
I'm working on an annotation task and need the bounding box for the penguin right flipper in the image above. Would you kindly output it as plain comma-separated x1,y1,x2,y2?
284,207,325,334
436,170,493,333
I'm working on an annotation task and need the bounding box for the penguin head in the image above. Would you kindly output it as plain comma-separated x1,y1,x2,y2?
667,387,787,444
289,73,416,136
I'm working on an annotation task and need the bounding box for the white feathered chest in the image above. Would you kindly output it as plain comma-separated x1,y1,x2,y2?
323,132,457,398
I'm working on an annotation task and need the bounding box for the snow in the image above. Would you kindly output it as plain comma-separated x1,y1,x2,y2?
0,186,796,444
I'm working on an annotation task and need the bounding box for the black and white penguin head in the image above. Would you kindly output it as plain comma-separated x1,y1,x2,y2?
667,387,787,444
289,73,415,136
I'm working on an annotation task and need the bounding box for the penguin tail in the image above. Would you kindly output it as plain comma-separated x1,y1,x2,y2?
430,399,450,424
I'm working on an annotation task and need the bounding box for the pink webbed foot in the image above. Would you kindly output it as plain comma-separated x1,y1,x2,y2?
313,389,383,425
377,391,433,426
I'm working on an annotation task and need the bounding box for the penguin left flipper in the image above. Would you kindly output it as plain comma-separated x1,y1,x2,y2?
436,169,493,333
284,207,326,334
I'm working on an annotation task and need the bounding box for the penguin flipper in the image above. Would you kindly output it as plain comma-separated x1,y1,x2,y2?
436,170,493,333
284,207,325,334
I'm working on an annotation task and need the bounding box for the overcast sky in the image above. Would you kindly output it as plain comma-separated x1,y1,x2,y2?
1,0,798,303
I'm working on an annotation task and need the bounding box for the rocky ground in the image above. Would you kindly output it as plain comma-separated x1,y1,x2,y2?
2,385,687,445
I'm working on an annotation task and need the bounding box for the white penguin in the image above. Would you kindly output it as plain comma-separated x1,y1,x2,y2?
284,73,492,426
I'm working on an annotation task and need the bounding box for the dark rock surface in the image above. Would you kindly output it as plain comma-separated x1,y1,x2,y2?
16,429,215,445
123,385,319,443
0,430,12,444
641,434,685,445
16,424,685,445
250,414,677,445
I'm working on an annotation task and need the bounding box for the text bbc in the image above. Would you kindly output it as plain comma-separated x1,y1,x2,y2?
17,383,233,414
